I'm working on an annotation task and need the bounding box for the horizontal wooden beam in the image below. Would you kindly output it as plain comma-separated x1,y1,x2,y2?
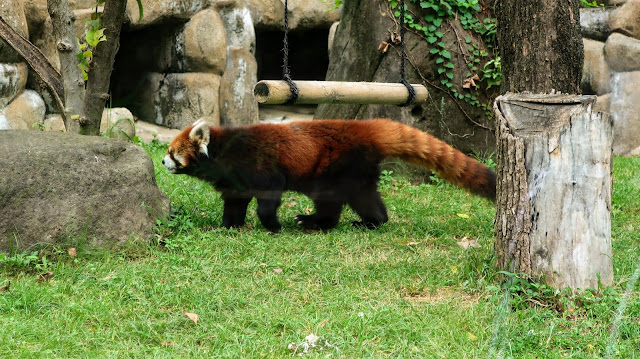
253,80,428,105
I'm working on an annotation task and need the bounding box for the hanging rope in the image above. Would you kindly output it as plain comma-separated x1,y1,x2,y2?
398,0,416,107
282,0,299,105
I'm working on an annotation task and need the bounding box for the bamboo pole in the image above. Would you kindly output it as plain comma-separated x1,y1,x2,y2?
253,80,428,105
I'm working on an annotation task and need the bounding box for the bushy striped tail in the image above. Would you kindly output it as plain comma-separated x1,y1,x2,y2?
372,120,496,201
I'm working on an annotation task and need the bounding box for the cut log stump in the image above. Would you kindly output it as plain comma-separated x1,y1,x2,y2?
494,93,613,290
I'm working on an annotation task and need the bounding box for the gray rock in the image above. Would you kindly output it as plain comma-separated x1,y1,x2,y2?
101,107,136,141
604,32,640,72
135,120,181,144
249,0,341,30
594,93,611,115
0,89,46,130
136,72,221,129
0,63,28,108
609,71,640,155
219,47,259,126
582,38,610,95
183,9,228,73
580,8,615,41
0,131,170,252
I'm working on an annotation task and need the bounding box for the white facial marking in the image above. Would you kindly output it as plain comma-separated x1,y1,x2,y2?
163,155,177,173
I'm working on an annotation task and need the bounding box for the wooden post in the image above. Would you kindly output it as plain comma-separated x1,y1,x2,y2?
494,93,613,290
253,80,428,105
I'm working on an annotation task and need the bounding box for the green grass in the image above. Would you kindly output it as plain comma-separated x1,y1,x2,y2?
0,142,638,358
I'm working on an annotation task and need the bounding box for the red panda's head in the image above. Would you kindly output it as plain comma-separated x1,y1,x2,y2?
163,120,210,174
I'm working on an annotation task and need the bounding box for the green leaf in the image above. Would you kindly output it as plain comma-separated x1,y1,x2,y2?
430,48,439,54
438,68,446,74
435,57,444,64
136,0,144,20
465,37,472,44
441,50,451,59
427,36,438,44
446,72,454,79
86,28,107,48
446,62,454,69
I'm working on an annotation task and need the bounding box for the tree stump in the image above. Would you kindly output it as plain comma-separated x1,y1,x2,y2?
494,93,613,290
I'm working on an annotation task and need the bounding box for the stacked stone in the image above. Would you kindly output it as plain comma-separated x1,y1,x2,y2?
581,0,640,156
0,1,47,131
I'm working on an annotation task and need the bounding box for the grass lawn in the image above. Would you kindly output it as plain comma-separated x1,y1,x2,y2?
0,142,638,358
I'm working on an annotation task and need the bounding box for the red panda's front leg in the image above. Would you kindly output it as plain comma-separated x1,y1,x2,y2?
221,195,251,229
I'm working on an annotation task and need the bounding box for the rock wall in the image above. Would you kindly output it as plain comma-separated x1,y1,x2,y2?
1,0,339,131
581,0,640,156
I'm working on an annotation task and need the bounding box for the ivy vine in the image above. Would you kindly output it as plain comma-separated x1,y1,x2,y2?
389,0,500,119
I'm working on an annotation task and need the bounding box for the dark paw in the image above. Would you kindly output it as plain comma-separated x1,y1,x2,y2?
264,223,282,233
295,214,338,230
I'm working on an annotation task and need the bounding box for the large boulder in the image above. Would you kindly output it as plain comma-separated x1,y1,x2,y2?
0,131,170,252
603,32,640,72
315,0,495,157
609,0,640,39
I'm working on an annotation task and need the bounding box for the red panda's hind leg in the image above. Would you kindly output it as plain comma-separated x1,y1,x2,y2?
295,200,344,230
348,188,388,230
256,196,283,233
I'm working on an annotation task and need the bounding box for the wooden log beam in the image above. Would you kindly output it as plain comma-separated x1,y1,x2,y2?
253,80,428,105
494,93,613,290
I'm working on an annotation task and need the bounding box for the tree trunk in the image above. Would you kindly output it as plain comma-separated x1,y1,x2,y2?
82,0,127,135
494,93,613,290
47,0,84,133
48,0,127,135
497,0,583,94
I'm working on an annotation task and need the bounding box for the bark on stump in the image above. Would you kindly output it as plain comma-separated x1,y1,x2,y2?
494,93,613,290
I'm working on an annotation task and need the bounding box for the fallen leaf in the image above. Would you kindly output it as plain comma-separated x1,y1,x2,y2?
37,272,54,282
407,241,421,246
456,213,470,219
378,41,390,54
183,312,199,325
462,74,480,89
457,239,481,249
0,281,9,292
467,331,478,341
68,247,77,258
450,265,459,275
99,274,114,281
318,318,329,328
273,268,283,274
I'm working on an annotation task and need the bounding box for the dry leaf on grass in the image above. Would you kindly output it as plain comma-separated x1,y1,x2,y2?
183,312,199,325
37,272,54,282
0,281,10,292
273,268,283,274
68,247,77,258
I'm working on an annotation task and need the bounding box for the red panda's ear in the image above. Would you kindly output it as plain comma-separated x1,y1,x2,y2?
189,120,210,157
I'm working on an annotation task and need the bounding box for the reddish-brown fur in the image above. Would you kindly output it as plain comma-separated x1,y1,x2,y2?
164,119,495,232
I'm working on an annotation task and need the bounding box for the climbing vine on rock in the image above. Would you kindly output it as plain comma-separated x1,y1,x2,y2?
388,0,500,118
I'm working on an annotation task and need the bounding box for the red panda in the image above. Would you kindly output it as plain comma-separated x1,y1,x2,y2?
163,119,496,232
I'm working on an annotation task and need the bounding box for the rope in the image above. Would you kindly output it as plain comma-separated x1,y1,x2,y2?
399,0,416,107
282,0,299,105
